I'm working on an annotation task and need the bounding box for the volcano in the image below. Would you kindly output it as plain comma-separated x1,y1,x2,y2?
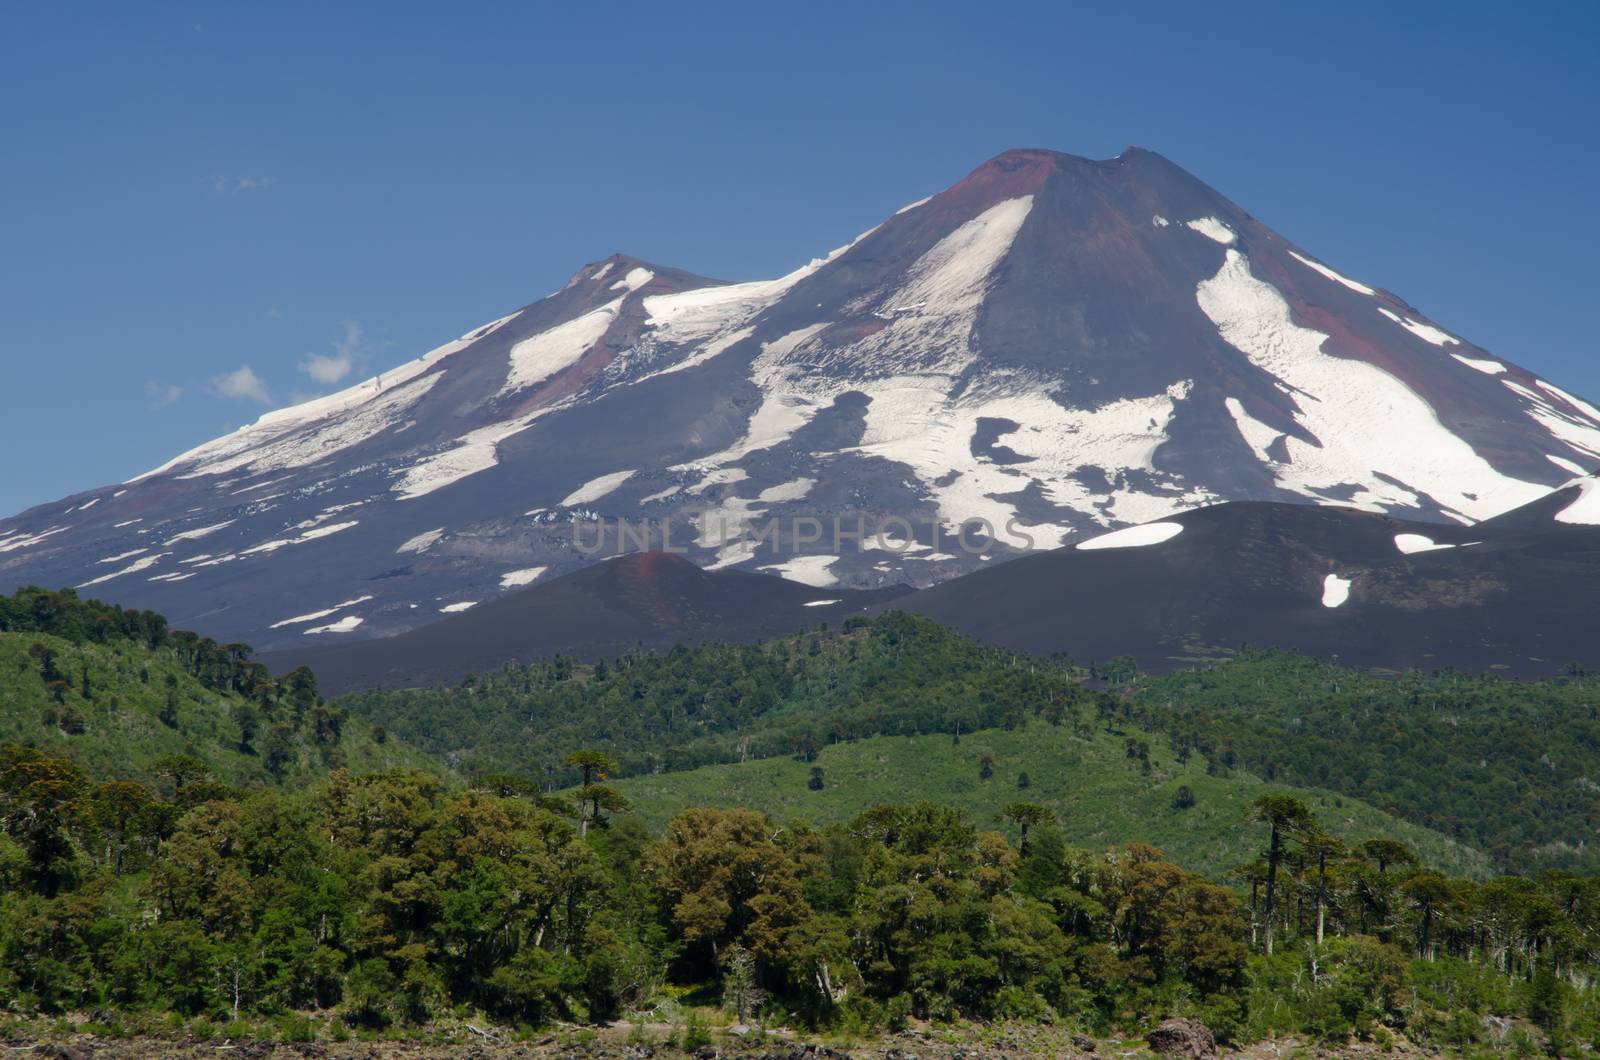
3,148,1597,650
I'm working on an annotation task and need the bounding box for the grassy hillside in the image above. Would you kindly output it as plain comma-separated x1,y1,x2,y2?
1128,650,1600,873
0,630,438,786
610,717,1490,880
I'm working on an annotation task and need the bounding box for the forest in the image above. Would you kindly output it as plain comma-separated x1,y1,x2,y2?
7,587,1600,1052
4,741,1600,1055
338,613,1600,877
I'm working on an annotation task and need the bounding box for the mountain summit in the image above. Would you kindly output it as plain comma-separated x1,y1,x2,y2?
4,148,1598,648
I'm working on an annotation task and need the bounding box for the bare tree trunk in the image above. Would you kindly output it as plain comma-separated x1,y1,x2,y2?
1263,825,1282,956
1315,850,1327,945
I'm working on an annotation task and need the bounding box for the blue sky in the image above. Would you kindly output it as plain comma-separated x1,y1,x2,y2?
2,1,1597,517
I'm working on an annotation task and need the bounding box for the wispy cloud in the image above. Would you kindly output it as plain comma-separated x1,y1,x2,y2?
298,321,367,386
210,365,272,404
212,174,276,194
144,382,183,409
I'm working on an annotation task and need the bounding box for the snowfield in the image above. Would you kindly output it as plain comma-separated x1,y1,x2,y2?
1197,248,1546,520
1554,477,1600,525
501,298,622,396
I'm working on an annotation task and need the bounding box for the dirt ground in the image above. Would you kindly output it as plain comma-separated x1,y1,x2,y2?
0,1020,1449,1059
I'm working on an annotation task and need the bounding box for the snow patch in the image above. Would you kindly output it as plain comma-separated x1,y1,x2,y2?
803,599,841,607
1451,353,1506,375
1538,381,1600,424
0,526,69,554
439,601,477,613
499,566,548,589
1186,217,1235,244
1223,397,1284,463
501,298,623,395
1287,251,1375,295
1553,477,1600,526
78,553,165,588
1152,215,1170,227
271,595,375,629
1503,380,1600,459
393,406,559,500
758,478,816,503
1394,533,1457,554
96,548,149,565
397,528,444,554
304,615,364,635
164,520,235,546
762,554,839,587
609,267,654,293
1321,573,1352,608
1547,454,1589,476
1377,306,1458,346
895,195,932,215
561,469,637,507
1076,522,1184,551
239,520,358,556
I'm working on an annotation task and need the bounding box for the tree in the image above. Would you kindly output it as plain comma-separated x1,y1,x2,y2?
1251,794,1315,955
1302,830,1344,944
233,702,260,754
978,754,995,780
996,803,1053,857
1172,785,1196,810
721,943,765,1022
158,691,179,729
262,726,295,778
0,745,89,895
647,807,807,968
807,766,824,792
565,750,621,836
1360,838,1417,877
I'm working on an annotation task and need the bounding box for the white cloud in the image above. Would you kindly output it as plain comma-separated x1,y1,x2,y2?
212,175,276,194
300,352,353,385
144,382,183,409
211,365,271,403
298,321,365,385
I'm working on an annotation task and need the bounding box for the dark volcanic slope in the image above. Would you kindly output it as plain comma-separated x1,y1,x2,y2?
894,479,1600,676
266,551,912,695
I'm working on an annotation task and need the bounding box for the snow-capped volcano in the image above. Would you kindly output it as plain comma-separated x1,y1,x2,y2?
4,147,1599,649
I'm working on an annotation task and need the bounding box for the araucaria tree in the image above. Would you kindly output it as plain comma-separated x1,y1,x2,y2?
1250,794,1314,955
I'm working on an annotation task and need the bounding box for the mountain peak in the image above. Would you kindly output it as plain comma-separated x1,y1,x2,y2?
5,147,1599,652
